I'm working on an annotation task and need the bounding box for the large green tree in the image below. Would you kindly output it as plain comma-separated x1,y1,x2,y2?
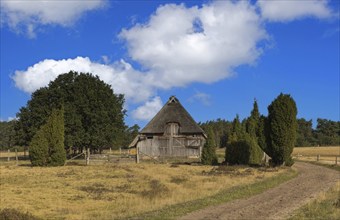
266,93,297,166
199,119,232,148
30,108,66,166
0,120,16,150
296,118,315,147
16,71,126,152
122,124,140,147
314,118,339,146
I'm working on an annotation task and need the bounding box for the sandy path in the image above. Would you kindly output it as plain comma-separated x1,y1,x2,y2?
179,162,339,220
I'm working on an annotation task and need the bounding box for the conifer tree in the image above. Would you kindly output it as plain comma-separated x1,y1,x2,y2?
29,128,49,166
266,93,297,166
29,108,66,166
257,115,268,152
225,115,243,164
226,112,263,165
246,99,260,138
46,108,66,166
201,127,218,165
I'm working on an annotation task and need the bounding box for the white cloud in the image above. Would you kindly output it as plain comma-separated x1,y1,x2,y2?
132,96,163,121
0,0,106,37
257,0,333,22
188,91,212,106
119,1,268,89
12,57,154,103
12,1,270,120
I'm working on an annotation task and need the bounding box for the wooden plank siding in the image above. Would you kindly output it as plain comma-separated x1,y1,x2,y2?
137,136,204,158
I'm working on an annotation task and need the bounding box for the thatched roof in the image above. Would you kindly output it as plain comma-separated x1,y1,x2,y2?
140,96,205,135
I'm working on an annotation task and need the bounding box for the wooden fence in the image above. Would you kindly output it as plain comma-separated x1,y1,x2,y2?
0,148,136,165
0,149,29,164
293,154,339,165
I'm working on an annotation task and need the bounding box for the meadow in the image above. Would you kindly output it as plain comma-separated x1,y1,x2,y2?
1,146,338,219
0,161,292,219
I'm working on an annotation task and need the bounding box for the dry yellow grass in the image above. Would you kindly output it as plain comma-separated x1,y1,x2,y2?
293,146,340,156
0,162,289,219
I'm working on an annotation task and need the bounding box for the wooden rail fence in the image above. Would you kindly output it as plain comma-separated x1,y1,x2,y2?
294,154,339,165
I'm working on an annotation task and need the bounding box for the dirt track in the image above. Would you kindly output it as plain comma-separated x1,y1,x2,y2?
179,162,339,220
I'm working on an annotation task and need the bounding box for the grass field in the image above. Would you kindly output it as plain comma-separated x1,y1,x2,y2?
292,146,340,165
290,182,340,220
0,161,293,219
293,146,340,156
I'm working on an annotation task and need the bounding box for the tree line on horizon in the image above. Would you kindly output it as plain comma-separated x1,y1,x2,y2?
199,96,339,166
199,116,339,149
2,102,338,152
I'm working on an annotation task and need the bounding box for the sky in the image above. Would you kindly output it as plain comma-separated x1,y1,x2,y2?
0,0,339,128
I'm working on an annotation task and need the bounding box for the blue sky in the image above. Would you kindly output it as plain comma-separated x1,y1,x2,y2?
0,0,339,128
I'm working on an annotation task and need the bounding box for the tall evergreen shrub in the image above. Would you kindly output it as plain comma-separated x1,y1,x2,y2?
201,127,218,165
266,93,297,166
29,108,66,166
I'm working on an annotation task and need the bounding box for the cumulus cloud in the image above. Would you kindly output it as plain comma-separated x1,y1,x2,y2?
12,57,154,103
12,1,270,120
119,1,268,88
0,0,106,37
131,96,163,121
257,0,333,22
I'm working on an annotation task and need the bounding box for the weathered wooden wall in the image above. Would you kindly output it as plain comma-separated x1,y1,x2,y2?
137,135,204,158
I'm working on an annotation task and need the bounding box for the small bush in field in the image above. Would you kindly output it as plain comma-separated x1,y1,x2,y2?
170,176,188,184
141,180,170,199
226,134,263,166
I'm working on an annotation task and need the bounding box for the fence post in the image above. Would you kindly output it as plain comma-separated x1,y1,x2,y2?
86,148,90,165
119,147,121,155
336,156,338,165
15,149,18,165
7,149,10,161
317,155,320,161
136,146,139,164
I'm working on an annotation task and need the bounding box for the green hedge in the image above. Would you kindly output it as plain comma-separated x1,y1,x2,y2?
226,134,263,166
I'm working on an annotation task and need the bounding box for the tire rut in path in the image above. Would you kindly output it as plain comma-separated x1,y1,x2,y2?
179,162,339,220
